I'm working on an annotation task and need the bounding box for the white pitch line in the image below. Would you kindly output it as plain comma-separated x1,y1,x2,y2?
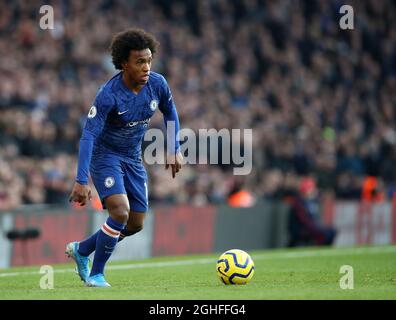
0,246,395,278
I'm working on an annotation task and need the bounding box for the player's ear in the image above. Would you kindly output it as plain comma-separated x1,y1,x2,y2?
121,61,128,71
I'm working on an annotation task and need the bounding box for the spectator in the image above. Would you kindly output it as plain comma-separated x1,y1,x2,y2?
287,177,337,247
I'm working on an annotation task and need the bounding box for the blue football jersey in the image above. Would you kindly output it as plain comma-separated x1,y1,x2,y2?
84,71,176,160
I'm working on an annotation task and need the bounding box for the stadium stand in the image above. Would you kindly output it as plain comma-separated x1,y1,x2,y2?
0,0,395,210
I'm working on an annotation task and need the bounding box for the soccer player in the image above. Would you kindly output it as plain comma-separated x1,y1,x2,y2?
66,28,183,287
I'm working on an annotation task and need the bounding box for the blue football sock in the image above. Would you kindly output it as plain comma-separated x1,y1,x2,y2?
90,217,125,276
78,230,100,256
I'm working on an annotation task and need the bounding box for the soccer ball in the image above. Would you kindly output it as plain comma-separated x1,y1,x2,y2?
216,249,255,285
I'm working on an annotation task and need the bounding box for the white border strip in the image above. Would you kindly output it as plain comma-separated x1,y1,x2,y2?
0,214,13,269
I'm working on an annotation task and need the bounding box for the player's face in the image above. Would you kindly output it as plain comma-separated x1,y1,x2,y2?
123,48,152,86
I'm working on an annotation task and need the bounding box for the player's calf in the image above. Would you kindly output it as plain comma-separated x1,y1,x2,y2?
118,225,143,242
118,210,146,242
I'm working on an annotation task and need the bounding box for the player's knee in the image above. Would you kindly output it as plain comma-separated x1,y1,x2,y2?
108,204,130,224
111,211,129,224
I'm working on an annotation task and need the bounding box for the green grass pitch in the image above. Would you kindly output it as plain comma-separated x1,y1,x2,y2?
0,245,395,300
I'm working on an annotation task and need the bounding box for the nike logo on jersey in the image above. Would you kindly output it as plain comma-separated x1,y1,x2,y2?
118,110,128,115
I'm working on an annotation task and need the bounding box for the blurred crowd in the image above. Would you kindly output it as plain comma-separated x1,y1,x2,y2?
0,0,396,211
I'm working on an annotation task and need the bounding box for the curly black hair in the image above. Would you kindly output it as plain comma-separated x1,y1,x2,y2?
110,28,159,70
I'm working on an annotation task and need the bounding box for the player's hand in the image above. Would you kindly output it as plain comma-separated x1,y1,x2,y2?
165,151,183,178
69,182,92,206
